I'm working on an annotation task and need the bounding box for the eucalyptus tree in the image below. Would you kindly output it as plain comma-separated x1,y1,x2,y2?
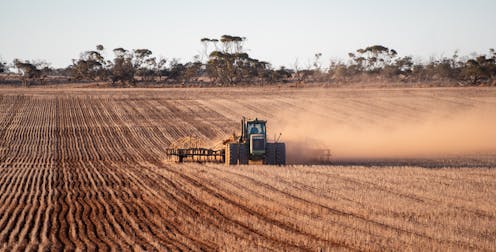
155,57,168,81
461,54,495,85
166,58,186,83
220,35,245,54
133,49,155,82
205,35,244,85
350,45,398,73
183,60,203,84
202,35,275,85
70,45,108,81
110,47,135,85
13,59,46,86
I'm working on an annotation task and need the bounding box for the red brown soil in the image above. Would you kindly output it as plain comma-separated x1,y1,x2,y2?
0,86,495,251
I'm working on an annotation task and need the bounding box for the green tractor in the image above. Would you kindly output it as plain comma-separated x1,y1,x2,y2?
165,117,286,165
224,117,285,165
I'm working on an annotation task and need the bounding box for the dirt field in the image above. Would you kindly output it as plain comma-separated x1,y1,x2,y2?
0,86,495,251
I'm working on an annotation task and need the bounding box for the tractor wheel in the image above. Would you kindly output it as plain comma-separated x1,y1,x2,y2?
265,143,286,165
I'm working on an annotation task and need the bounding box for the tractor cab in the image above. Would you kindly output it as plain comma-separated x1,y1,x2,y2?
246,119,266,137
241,118,267,159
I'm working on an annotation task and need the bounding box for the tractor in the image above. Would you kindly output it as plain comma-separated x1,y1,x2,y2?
165,117,286,165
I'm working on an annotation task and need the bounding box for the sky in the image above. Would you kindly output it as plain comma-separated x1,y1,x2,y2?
1,0,495,68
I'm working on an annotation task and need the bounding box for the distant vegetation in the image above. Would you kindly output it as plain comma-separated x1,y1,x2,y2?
1,35,495,87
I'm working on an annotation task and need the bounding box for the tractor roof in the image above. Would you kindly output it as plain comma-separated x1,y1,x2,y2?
247,118,266,124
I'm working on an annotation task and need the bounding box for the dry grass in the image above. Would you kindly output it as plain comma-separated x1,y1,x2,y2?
0,86,495,251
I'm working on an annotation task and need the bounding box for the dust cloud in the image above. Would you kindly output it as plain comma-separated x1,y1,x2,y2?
271,104,496,163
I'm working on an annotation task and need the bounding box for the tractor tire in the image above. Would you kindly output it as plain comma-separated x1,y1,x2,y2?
225,143,249,165
265,143,286,165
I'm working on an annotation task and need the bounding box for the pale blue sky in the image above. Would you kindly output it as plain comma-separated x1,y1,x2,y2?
1,0,495,68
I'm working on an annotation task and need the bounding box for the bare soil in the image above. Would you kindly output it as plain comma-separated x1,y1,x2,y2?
0,86,495,251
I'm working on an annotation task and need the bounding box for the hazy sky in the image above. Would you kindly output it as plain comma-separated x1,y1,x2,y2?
1,0,495,68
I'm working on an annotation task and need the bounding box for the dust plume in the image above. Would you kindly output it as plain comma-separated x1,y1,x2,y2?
272,104,496,163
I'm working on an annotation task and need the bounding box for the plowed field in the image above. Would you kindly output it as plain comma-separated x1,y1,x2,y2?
0,87,495,251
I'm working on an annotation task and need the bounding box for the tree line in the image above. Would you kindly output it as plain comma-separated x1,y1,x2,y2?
328,46,496,85
1,35,495,86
